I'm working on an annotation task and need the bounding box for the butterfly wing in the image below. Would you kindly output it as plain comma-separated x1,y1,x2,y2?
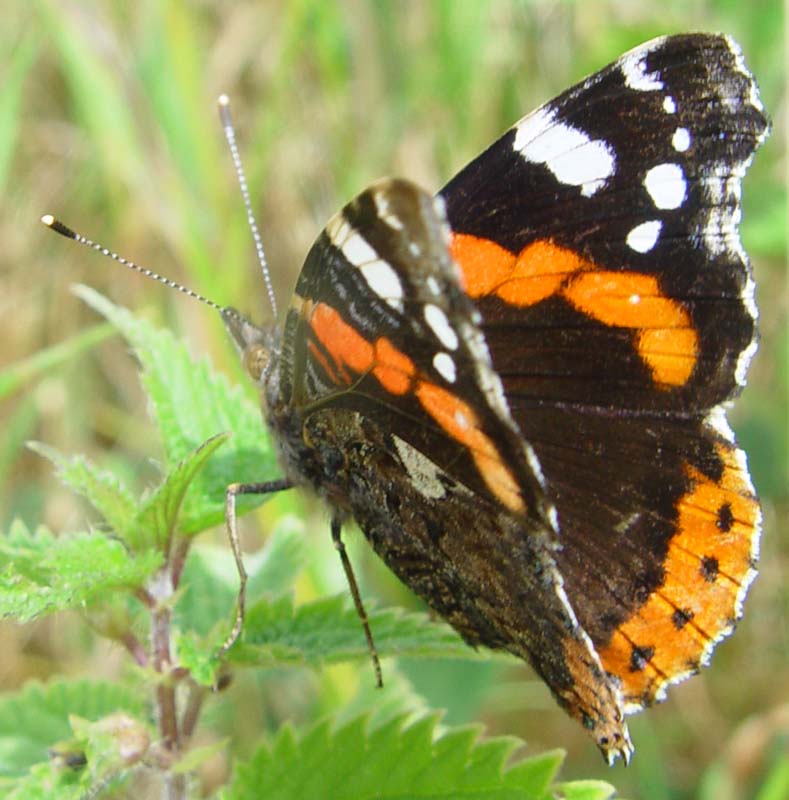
440,33,767,710
270,178,632,760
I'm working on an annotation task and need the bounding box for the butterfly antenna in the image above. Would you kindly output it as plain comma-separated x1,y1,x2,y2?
40,214,246,324
217,94,278,320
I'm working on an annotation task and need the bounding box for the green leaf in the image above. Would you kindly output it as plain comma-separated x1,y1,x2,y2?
0,679,145,779
68,712,150,785
176,515,309,639
245,515,309,604
553,780,618,800
2,765,89,800
222,713,568,800
74,286,280,534
174,632,219,687
127,432,230,550
0,520,162,622
27,442,137,536
229,594,482,669
174,518,310,684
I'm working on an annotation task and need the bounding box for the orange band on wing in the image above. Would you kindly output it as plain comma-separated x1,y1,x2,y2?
416,381,524,513
563,271,699,387
372,337,416,395
450,233,699,387
451,233,594,304
308,302,525,512
310,302,416,393
598,442,759,708
311,303,375,376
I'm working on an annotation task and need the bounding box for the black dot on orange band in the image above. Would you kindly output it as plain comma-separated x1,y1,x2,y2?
716,502,734,532
671,608,695,630
684,658,701,675
700,556,720,583
629,645,655,673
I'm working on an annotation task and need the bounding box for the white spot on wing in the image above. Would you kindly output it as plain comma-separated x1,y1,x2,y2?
433,352,457,383
342,231,378,266
513,112,615,197
325,215,405,312
705,406,735,443
725,34,765,113
374,190,404,230
510,106,556,151
524,442,545,487
735,337,758,386
424,304,459,350
620,46,664,91
663,95,676,114
626,220,662,253
393,436,446,500
672,127,691,152
359,260,405,313
644,163,687,209
742,273,758,321
325,215,352,248
426,276,441,296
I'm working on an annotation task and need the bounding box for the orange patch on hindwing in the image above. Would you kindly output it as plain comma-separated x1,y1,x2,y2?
598,442,759,708
449,234,699,387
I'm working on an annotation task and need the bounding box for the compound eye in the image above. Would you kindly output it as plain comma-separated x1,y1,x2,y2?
244,344,269,381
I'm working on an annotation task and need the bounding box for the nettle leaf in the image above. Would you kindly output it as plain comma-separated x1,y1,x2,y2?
176,515,309,639
244,515,309,604
0,520,161,622
221,713,590,800
3,765,89,800
553,781,621,800
126,432,231,550
175,518,310,684
74,285,279,534
27,442,137,536
0,679,145,779
229,594,482,670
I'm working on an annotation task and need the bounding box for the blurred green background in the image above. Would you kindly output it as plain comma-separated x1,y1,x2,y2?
1,1,785,797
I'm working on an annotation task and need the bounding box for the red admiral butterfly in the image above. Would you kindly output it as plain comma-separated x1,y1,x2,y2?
46,33,768,764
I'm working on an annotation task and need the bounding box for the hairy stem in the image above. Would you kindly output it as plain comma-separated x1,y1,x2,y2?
149,568,185,800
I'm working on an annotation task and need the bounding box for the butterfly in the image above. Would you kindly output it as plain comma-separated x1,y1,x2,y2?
47,33,769,764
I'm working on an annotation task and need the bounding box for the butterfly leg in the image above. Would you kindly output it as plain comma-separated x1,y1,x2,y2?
331,516,383,688
217,478,293,659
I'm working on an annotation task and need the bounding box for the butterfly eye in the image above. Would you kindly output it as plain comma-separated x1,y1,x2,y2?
244,343,270,381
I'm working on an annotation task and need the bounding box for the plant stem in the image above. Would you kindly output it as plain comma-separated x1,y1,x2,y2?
180,682,207,741
149,568,186,800
121,631,149,668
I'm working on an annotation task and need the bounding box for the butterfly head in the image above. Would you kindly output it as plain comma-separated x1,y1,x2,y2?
222,307,278,385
